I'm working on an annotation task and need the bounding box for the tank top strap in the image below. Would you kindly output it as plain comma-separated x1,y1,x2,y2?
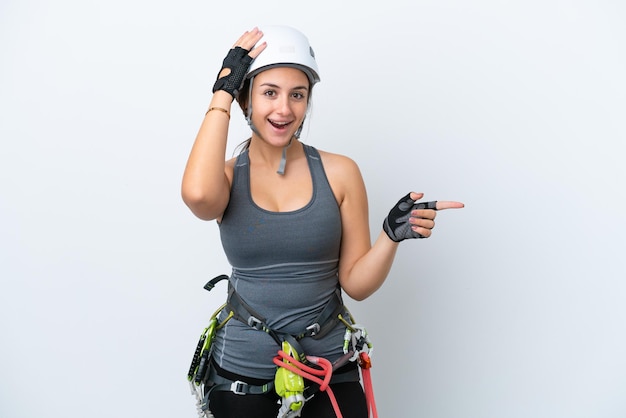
302,144,333,197
232,149,251,192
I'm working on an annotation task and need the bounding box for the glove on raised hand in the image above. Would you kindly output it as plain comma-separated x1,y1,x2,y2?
212,47,254,98
383,193,437,242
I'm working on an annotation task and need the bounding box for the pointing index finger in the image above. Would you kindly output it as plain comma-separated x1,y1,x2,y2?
435,201,465,211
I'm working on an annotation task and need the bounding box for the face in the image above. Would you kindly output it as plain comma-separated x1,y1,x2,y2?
249,66,310,147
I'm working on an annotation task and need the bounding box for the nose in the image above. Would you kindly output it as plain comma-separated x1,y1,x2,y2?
276,95,292,115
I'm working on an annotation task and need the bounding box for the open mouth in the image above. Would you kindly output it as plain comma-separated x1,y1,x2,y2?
269,119,292,130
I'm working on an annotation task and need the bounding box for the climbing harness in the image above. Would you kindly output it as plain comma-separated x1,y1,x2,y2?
186,274,378,418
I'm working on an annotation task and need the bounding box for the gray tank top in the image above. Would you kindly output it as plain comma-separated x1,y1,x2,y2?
213,144,345,379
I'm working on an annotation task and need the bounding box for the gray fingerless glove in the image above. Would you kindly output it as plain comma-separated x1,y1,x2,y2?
212,47,253,98
383,193,437,242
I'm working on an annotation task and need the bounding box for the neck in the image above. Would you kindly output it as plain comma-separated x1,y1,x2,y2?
248,136,300,169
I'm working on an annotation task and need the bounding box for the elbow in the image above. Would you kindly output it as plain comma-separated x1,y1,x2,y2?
181,186,204,208
345,291,370,302
181,187,223,221
341,286,374,302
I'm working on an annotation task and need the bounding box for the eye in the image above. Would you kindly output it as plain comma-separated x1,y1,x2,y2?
263,89,276,97
291,91,306,100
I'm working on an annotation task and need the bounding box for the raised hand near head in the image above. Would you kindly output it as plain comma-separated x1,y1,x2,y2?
212,28,267,98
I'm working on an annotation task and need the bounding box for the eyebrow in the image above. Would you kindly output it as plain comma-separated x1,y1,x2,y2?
259,82,309,91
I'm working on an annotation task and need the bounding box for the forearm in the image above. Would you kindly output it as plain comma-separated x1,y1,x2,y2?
340,230,399,301
181,91,233,220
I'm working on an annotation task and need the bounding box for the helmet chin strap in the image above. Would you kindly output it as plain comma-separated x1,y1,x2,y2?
245,76,307,175
275,137,293,175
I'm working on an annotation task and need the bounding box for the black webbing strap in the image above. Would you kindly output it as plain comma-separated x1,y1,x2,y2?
225,283,345,344
203,274,229,291
225,283,284,345
204,276,345,344
225,283,308,363
297,287,345,341
201,366,275,412
206,366,274,395
202,357,360,411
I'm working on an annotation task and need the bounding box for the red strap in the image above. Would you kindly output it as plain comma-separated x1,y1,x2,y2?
361,367,378,418
359,352,378,418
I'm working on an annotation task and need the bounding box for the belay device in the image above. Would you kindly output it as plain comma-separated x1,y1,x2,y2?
186,275,378,418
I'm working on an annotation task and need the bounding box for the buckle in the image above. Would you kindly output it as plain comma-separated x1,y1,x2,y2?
247,316,263,330
306,323,320,336
230,380,248,395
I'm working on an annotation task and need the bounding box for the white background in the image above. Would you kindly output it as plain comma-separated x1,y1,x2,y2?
1,1,625,417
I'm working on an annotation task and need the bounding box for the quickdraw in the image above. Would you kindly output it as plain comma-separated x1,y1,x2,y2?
186,275,378,418
187,302,232,418
338,317,378,418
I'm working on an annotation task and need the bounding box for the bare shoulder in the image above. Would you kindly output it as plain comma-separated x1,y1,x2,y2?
317,149,366,203
317,149,362,177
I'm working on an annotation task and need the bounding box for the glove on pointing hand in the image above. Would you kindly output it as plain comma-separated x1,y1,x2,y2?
383,193,437,242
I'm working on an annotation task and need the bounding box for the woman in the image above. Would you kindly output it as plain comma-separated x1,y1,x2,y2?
182,26,464,418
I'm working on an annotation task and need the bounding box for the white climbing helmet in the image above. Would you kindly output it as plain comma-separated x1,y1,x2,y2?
247,25,320,86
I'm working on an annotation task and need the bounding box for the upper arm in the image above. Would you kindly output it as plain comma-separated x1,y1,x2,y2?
182,159,234,221
321,152,372,289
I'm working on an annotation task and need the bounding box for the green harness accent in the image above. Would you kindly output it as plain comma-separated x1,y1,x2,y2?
275,341,306,414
